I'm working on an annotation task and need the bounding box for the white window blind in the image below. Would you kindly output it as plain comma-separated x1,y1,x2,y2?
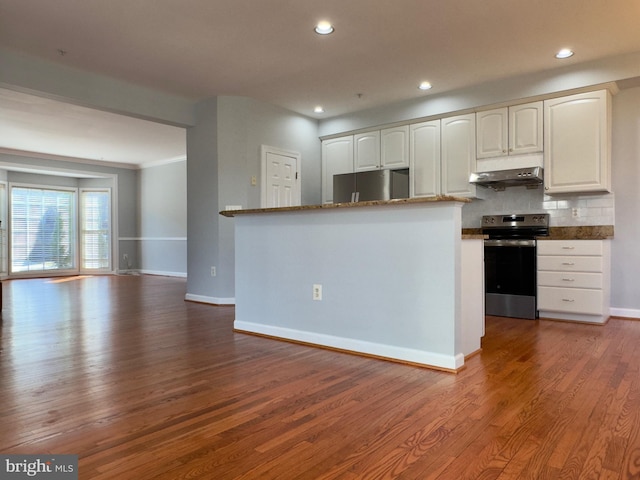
11,187,76,273
0,183,7,275
80,189,111,270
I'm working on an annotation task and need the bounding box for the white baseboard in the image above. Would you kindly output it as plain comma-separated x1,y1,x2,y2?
539,310,608,324
234,320,464,371
185,293,235,306
137,269,187,278
610,307,640,319
118,269,140,275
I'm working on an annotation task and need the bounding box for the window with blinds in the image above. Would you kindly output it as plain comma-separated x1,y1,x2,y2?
80,189,111,270
11,186,76,273
0,182,6,275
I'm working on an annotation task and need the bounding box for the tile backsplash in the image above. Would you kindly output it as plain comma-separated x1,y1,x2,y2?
461,185,615,228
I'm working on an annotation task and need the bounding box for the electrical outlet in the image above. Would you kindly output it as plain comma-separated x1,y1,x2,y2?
572,208,579,218
251,175,257,186
211,266,216,277
313,284,322,301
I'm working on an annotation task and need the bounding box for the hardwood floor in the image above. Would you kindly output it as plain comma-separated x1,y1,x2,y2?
1,275,640,479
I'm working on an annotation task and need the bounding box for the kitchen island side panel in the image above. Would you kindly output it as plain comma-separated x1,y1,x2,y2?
232,202,465,370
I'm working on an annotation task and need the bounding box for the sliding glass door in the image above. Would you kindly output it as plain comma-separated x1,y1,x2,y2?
11,186,75,274
9,185,113,275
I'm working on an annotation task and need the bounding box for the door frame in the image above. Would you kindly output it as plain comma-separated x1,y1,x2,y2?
260,145,301,208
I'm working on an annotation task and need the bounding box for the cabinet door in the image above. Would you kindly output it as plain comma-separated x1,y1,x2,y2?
537,239,604,256
409,120,441,197
321,136,353,204
509,101,542,155
538,287,605,315
544,90,611,194
476,108,507,159
441,113,477,197
537,256,603,273
354,131,380,172
381,126,409,168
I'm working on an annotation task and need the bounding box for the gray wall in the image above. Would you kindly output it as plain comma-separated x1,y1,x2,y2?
0,48,195,127
610,87,640,312
138,160,187,276
186,96,320,302
0,151,138,272
215,96,320,301
186,97,220,300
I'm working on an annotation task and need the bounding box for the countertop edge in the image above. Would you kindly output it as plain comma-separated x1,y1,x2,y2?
545,225,614,240
461,226,615,240
220,196,471,217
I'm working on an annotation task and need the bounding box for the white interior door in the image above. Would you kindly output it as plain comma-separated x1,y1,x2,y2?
261,146,301,208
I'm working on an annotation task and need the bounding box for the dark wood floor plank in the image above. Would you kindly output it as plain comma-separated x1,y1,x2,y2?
2,276,640,479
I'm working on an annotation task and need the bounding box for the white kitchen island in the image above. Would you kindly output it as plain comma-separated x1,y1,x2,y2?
221,196,483,372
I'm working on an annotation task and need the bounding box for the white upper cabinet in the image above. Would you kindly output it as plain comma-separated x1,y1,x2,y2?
441,113,477,198
476,108,508,158
321,135,354,204
509,102,543,155
380,125,409,169
476,101,542,159
322,88,611,202
409,120,441,198
354,131,380,172
354,127,409,171
543,90,611,194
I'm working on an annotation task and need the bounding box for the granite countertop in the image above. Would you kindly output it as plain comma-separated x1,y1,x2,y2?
220,195,471,217
462,225,614,240
220,201,613,240
462,228,484,239
545,225,614,240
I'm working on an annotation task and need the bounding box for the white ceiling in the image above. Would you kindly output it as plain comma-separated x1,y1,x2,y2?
1,0,640,167
0,88,186,167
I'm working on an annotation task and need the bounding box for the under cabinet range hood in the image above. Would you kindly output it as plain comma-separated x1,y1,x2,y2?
469,166,544,191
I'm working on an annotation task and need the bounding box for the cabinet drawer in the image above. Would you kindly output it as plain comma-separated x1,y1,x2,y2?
537,240,603,256
537,271,603,289
537,255,603,273
538,287,604,315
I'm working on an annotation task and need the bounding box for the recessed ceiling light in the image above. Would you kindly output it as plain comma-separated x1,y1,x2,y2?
418,81,432,91
555,48,574,59
314,106,325,113
315,21,334,35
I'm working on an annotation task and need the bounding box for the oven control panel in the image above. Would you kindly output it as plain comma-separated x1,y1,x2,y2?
482,213,549,228
482,213,550,238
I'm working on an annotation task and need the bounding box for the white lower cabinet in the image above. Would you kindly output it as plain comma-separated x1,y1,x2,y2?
537,240,610,324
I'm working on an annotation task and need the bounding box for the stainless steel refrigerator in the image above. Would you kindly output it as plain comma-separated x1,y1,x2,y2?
333,168,409,203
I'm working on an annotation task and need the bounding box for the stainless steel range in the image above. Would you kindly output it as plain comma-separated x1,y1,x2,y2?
482,213,550,319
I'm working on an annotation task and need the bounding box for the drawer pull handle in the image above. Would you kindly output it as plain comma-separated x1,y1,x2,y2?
562,278,575,282
562,246,575,250
562,262,575,266
562,299,575,302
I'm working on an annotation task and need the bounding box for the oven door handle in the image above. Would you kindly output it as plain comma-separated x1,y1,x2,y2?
484,239,536,247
